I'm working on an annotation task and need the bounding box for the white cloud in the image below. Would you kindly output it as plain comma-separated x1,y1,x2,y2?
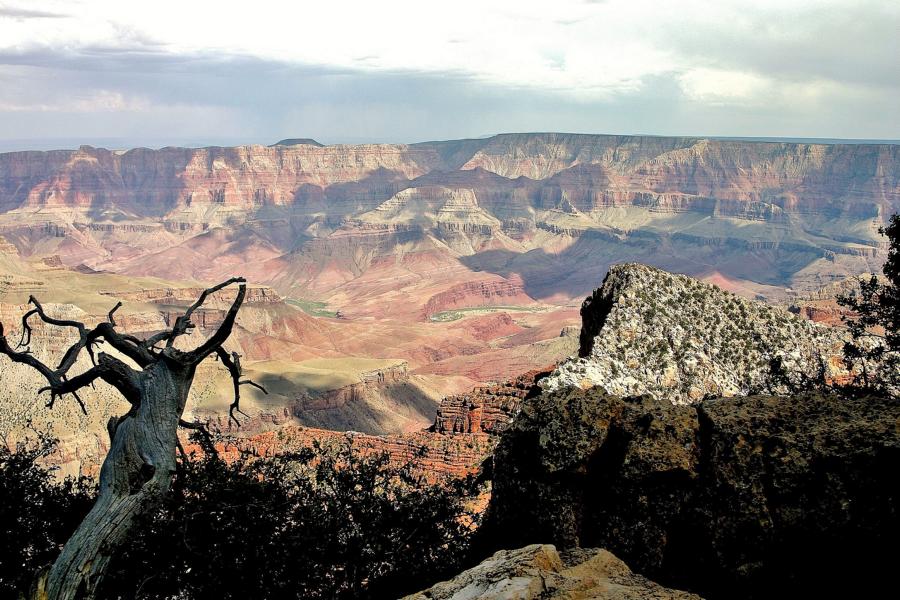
0,0,896,141
679,69,771,105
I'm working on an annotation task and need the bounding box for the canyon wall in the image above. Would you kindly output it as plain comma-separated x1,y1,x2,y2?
0,134,896,302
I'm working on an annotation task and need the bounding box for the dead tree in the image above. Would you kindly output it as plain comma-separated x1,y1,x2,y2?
0,277,266,600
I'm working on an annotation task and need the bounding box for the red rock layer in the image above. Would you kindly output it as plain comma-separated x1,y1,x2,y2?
423,277,533,318
432,367,554,434
100,286,282,305
184,427,493,480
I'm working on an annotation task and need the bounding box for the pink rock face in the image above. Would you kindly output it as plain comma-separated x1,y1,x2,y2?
1,133,898,479
433,367,553,435
423,277,532,319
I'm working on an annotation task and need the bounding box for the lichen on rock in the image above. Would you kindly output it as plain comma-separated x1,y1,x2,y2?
483,388,900,598
542,263,859,403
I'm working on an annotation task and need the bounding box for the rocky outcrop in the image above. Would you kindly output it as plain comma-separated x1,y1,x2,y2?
0,235,17,256
542,263,856,402
404,544,702,600
432,367,551,434
288,363,410,415
423,278,533,319
272,138,324,147
484,389,900,599
787,303,849,327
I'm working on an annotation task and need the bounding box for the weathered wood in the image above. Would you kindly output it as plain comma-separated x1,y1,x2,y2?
44,358,191,599
0,278,262,600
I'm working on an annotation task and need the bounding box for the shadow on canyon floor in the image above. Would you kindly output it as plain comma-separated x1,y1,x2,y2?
460,233,825,301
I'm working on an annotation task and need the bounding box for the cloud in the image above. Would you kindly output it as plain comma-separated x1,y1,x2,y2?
0,0,896,144
660,1,900,91
0,6,68,20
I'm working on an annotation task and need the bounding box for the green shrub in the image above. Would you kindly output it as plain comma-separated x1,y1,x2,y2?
2,438,480,600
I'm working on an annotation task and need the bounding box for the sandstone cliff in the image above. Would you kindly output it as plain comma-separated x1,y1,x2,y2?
484,389,900,599
541,263,860,402
1,134,896,302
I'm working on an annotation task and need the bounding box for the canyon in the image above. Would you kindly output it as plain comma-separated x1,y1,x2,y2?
0,133,897,476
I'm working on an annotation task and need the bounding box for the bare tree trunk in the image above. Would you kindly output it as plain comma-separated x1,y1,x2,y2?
0,278,264,600
40,361,194,600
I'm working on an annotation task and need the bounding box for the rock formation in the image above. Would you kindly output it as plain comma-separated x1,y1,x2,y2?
1,136,895,449
1,134,896,304
423,278,533,320
403,544,702,600
484,389,900,598
541,263,857,402
432,367,551,434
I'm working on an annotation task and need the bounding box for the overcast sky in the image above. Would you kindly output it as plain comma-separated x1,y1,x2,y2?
0,0,897,149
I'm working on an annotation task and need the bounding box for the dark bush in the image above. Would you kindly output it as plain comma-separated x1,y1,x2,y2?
2,437,480,599
0,434,94,598
99,440,480,599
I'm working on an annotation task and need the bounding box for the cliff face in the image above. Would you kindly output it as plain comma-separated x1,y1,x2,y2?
485,389,900,599
457,133,899,211
0,144,442,215
0,134,896,303
541,263,858,403
4,136,895,220
432,367,551,434
423,278,532,319
195,426,493,481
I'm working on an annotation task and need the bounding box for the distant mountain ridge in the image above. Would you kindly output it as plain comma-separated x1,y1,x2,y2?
0,132,897,305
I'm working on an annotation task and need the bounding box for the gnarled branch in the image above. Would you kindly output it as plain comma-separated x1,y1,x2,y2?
1,299,143,412
163,277,246,351
178,419,217,456
184,278,247,363
214,346,268,426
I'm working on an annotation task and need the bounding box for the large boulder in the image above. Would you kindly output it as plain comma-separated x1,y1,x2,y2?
482,389,900,598
541,263,856,403
403,543,702,600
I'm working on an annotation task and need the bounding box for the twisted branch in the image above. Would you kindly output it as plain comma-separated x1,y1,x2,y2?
178,419,218,456
215,346,268,426
0,277,252,417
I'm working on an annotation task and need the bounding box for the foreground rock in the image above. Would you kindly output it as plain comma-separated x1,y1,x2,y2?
484,389,900,598
403,544,701,600
541,264,858,402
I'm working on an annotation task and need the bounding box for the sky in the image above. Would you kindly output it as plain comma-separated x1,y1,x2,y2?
0,0,897,149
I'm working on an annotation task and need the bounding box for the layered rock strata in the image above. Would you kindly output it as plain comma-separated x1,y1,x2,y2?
1,134,896,300
485,389,900,599
432,367,552,434
190,427,492,480
423,278,532,319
